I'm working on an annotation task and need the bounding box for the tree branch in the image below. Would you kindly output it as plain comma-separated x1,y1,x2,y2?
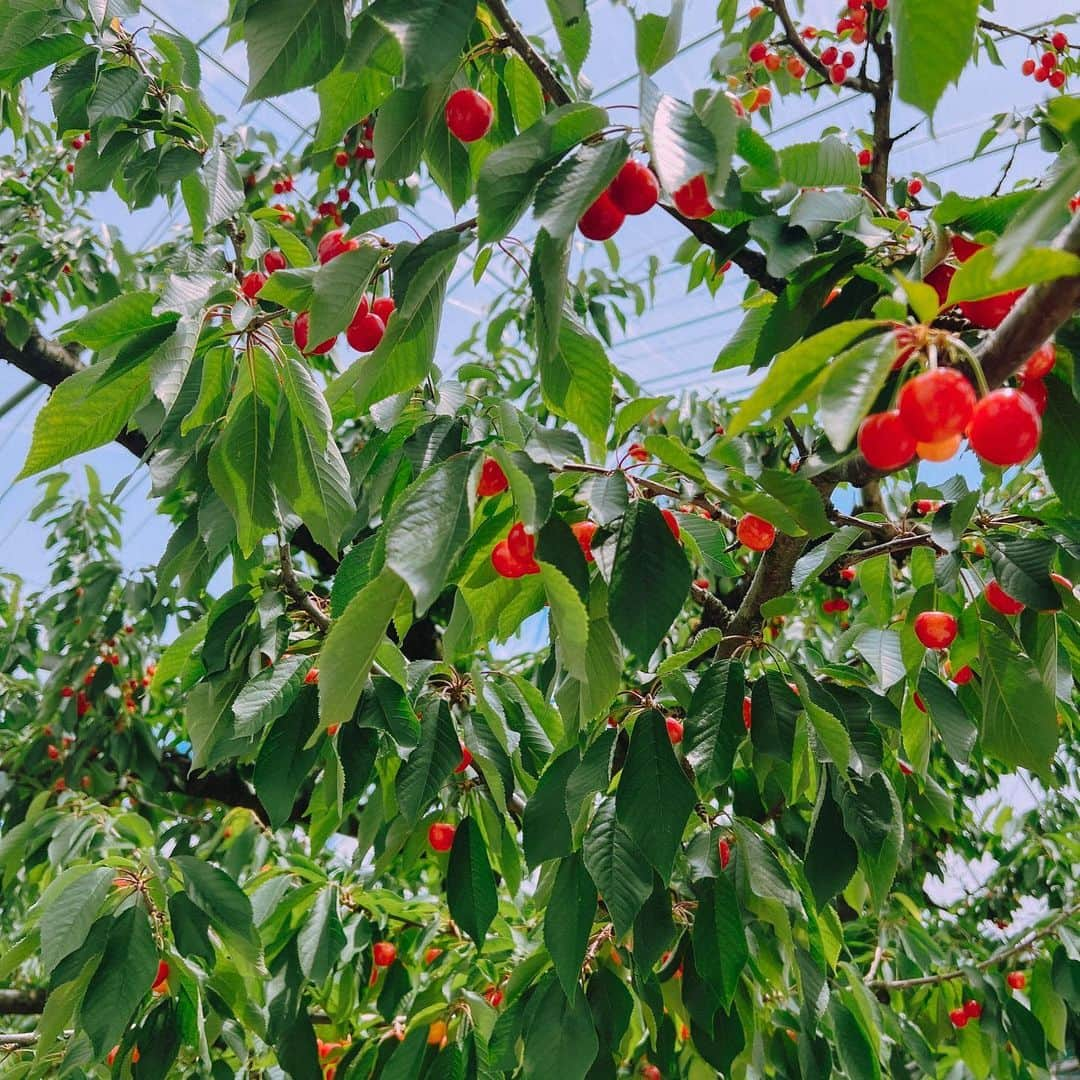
869,899,1080,991
866,29,894,206
762,0,874,93
977,18,1058,47
484,0,572,106
278,536,331,632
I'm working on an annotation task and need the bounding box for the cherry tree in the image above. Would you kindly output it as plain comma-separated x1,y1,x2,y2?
1,0,1080,1076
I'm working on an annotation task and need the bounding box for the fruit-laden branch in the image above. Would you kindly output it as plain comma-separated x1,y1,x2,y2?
483,0,787,296
0,989,45,1015
868,898,1080,990
762,0,875,93
0,323,339,575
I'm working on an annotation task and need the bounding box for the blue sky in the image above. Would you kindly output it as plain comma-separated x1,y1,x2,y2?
0,0,1070,587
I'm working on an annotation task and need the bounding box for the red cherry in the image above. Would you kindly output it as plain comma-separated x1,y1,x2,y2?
0,290,12,304
742,696,752,731
837,17,855,32
840,566,856,582
1018,375,1047,415
424,947,442,965
736,514,776,552
857,148,872,168
484,985,504,1007
763,52,781,71
316,229,359,265
950,664,974,685
1051,572,1074,591
507,522,536,564
829,63,846,84
718,837,731,869
820,45,838,65
454,746,473,774
428,822,455,851
1021,342,1055,379
985,580,1024,615
913,692,927,713
957,289,1024,329
914,610,957,649
337,188,351,204
661,509,680,541
609,161,660,216
693,577,710,591
491,541,527,578
240,271,266,299
857,411,917,471
304,667,320,685
897,368,976,442
445,89,494,143
346,310,385,353
571,521,597,562
627,442,649,462
477,458,509,497
907,178,923,197
373,942,397,967
963,999,982,1019
327,724,339,736
273,180,285,195
748,42,767,63
1022,58,1037,75
916,434,961,462
949,1008,969,1029
642,1066,662,1080
60,686,74,698
665,717,683,745
787,57,807,78
335,150,349,167
107,1047,119,1067
1052,31,1069,51
924,263,956,306
841,50,856,68
151,959,170,991
898,760,913,776
1049,70,1066,89
1006,971,1026,990
1034,66,1049,83
968,389,1041,466
47,744,60,760
294,311,336,355
578,191,625,241
671,175,714,219
913,499,941,516
1041,50,1057,69
372,296,395,323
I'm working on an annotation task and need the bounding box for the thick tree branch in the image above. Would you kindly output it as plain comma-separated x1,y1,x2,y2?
278,536,331,632
0,989,45,1015
485,0,572,106
866,30,894,206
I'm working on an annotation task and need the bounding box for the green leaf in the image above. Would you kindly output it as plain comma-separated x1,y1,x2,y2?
307,243,382,345
792,527,863,590
504,55,544,131
86,66,148,124
318,569,406,729
365,0,476,88
233,654,313,738
297,886,345,984
538,563,590,681
778,136,861,188
523,748,580,867
581,799,653,938
384,452,476,612
855,628,906,689
789,190,865,239
616,711,696,881
425,103,473,211
979,620,1057,779
273,392,355,555
40,867,113,975
533,138,630,241
817,332,898,452
545,0,591,76
635,0,683,73
1042,378,1080,515
395,703,459,823
639,76,716,196
79,907,158,1056
243,0,348,102
477,103,608,244
892,0,978,116
917,669,977,763
18,361,149,479
174,855,262,966
544,852,597,1002
541,316,613,448
684,659,745,789
987,536,1060,611
727,321,883,436
314,64,393,150
202,142,246,227
254,693,322,827
858,555,894,625
609,501,691,660
61,292,164,350
948,246,1080,304
522,974,599,1080
447,816,498,949
372,80,448,181
805,779,858,905
692,872,748,1009
830,998,881,1080
207,391,277,556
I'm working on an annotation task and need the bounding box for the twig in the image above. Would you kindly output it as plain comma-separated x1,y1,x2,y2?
841,533,943,567
870,899,1080,991
762,0,875,93
278,534,331,633
784,418,809,464
978,18,1058,47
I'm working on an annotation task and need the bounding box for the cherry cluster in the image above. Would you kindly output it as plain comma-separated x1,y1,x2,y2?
577,160,661,241
1020,32,1071,88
